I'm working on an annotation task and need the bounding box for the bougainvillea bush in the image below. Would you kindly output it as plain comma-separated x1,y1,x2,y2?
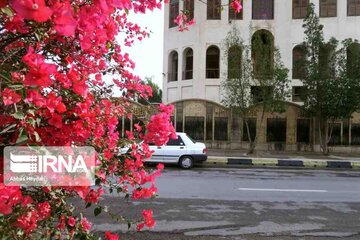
0,0,177,239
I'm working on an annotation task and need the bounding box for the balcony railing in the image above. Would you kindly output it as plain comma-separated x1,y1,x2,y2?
206,68,219,78
168,72,178,82
182,70,193,80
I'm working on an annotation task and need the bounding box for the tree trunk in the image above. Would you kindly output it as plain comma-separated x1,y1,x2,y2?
318,117,329,155
244,118,255,154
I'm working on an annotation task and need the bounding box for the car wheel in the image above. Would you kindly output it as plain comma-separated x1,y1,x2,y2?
179,156,194,169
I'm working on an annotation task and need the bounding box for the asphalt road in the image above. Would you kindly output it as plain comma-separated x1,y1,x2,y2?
80,168,360,240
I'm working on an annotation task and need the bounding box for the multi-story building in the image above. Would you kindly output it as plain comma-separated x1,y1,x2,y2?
162,0,360,152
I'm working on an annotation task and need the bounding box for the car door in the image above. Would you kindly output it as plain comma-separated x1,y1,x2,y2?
148,143,164,162
163,135,186,163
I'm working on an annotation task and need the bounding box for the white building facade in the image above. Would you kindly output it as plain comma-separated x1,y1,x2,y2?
162,0,360,151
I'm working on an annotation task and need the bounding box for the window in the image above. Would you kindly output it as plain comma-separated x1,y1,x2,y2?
243,118,256,142
348,0,360,16
207,0,221,19
167,136,185,146
293,0,309,19
214,117,228,141
229,0,243,20
228,45,242,79
320,0,337,17
185,117,204,140
183,48,193,80
184,0,194,20
293,45,306,79
267,118,287,142
169,0,179,28
206,46,220,78
292,86,306,102
297,119,310,143
168,51,178,82
251,86,273,103
252,0,274,19
347,43,360,78
251,30,274,78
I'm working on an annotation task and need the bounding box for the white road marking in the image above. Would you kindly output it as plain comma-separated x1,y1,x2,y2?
237,188,328,193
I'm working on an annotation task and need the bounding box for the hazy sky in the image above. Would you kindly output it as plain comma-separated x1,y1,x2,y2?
125,9,165,89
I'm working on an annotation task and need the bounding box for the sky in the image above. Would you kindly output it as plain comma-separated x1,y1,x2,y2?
124,9,165,89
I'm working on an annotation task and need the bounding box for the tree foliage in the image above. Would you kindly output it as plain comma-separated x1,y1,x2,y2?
221,25,290,153
139,77,162,104
301,3,360,153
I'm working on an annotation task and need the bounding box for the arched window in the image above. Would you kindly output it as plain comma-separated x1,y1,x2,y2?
169,0,179,28
183,48,193,80
251,30,274,78
168,51,178,82
319,43,335,78
347,42,360,78
206,46,220,78
228,45,242,79
293,0,309,19
207,0,221,19
292,45,306,79
252,0,274,19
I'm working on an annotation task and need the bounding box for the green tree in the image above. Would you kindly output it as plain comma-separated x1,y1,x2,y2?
302,4,360,154
221,26,290,154
139,77,162,104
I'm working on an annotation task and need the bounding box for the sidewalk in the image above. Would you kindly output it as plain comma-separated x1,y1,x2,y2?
204,149,360,169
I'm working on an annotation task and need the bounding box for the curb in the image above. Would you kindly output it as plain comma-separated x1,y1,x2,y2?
202,156,360,170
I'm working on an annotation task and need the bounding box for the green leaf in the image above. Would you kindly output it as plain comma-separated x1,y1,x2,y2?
2,7,13,17
127,222,131,229
33,131,41,142
11,112,24,120
16,135,28,145
85,202,91,208
27,118,36,126
94,207,102,216
36,118,41,127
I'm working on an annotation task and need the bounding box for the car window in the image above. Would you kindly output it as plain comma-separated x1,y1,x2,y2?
166,136,184,146
186,134,196,144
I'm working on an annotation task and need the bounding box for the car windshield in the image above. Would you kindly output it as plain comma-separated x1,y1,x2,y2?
186,134,196,144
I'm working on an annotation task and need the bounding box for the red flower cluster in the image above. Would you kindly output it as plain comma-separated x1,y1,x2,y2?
0,0,175,238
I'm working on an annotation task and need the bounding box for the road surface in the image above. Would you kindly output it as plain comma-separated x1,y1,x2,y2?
79,168,360,240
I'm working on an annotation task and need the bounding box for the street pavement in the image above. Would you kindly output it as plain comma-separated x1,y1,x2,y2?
76,167,360,240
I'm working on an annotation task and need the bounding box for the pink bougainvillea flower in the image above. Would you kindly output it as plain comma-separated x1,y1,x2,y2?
10,0,53,22
105,231,119,240
2,88,21,106
230,0,242,14
142,209,155,228
51,1,77,36
67,216,76,227
81,218,91,231
36,202,51,221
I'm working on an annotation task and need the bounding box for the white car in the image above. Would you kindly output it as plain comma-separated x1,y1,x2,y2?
118,132,207,169
148,132,207,169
